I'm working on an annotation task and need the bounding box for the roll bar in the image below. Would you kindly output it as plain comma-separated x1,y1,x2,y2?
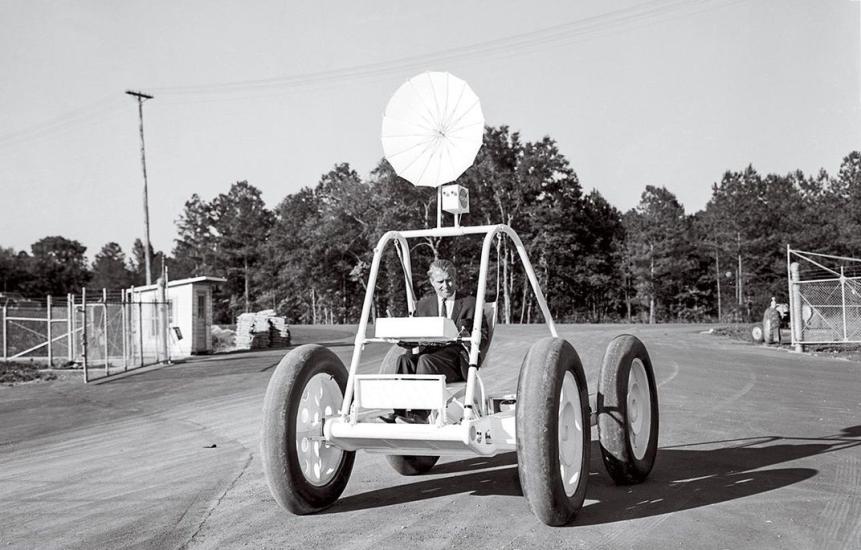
339,224,557,418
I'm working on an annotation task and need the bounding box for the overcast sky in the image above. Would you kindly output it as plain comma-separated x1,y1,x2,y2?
1,0,858,260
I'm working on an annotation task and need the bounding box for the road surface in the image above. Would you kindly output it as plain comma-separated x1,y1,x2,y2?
1,324,859,549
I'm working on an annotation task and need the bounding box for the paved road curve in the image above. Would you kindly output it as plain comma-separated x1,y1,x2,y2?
1,324,859,549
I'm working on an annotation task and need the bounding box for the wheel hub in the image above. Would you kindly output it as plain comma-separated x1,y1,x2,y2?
296,373,343,486
558,370,583,497
627,358,652,461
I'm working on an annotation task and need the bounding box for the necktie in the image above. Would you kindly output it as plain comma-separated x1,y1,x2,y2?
440,299,448,318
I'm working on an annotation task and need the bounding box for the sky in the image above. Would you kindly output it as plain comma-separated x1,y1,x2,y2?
1,0,859,261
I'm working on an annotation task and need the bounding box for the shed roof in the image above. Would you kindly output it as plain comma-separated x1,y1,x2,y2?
131,276,227,293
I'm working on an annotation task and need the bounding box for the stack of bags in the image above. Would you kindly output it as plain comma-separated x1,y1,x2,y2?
235,311,269,350
268,316,292,347
234,310,291,350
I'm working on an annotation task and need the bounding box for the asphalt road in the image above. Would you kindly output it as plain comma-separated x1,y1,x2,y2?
1,324,859,550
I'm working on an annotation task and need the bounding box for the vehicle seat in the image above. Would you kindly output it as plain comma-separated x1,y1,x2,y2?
478,301,497,368
448,302,497,410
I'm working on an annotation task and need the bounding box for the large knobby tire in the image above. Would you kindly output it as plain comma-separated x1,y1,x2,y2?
516,337,590,526
261,344,355,514
379,344,440,475
597,335,659,485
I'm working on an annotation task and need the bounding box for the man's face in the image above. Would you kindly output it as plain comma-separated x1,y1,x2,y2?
429,268,456,299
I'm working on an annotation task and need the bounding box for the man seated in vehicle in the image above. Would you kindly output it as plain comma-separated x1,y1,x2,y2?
379,258,488,424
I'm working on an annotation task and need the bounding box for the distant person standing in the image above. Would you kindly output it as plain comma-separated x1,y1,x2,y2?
763,297,783,345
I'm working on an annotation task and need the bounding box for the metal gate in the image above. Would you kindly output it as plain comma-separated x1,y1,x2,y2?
787,248,861,350
78,289,172,382
1,290,172,382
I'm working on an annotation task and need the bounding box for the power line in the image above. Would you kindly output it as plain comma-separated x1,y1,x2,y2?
0,95,125,150
0,0,746,141
149,0,745,99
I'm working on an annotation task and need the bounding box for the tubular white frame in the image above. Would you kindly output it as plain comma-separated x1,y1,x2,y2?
339,224,557,423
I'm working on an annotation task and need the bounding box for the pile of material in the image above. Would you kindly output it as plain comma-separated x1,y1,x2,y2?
235,310,291,350
267,316,292,347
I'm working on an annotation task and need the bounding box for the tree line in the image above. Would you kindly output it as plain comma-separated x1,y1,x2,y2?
2,125,859,325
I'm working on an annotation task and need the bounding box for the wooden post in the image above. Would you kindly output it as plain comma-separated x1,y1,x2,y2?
46,295,53,366
126,90,154,286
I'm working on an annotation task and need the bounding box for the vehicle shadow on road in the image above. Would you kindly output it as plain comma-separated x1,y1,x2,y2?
329,426,860,523
330,453,522,513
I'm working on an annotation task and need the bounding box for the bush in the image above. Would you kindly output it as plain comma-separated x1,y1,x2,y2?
0,361,57,384
211,325,236,353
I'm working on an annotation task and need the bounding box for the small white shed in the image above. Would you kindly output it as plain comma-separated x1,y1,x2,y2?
130,276,226,357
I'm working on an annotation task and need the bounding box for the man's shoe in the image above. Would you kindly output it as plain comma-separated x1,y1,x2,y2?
377,412,399,424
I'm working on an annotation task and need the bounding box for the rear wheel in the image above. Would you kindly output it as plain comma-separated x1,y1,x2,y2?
516,337,590,526
261,345,355,514
380,345,440,475
597,335,659,485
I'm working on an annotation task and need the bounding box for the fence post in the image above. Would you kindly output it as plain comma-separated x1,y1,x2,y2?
840,266,848,342
67,293,73,362
789,262,803,353
69,294,76,361
138,299,144,368
82,287,88,383
122,291,128,372
2,304,6,361
47,295,53,366
158,276,169,364
102,289,108,376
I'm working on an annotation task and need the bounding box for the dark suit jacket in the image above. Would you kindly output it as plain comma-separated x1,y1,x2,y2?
414,293,489,368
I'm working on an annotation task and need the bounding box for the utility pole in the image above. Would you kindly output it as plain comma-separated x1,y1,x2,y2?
126,90,154,286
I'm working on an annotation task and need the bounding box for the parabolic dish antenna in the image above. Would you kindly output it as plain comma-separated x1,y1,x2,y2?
381,71,484,188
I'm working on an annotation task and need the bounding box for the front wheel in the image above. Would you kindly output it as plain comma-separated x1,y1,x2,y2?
516,337,590,526
597,335,659,485
261,344,355,514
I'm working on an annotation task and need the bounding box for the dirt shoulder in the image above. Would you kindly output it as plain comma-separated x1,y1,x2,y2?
708,324,861,362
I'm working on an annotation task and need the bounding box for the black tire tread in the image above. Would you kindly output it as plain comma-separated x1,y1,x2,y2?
379,344,439,475
516,337,590,526
261,344,355,514
597,335,659,485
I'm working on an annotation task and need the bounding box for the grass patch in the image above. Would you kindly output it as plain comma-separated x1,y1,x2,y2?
710,324,756,342
805,344,861,362
0,361,58,385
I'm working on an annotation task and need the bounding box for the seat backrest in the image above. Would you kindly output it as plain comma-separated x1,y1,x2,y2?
479,302,497,367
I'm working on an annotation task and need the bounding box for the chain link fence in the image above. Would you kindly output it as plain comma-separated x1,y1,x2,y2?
2,291,172,382
788,248,861,349
1,297,74,364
